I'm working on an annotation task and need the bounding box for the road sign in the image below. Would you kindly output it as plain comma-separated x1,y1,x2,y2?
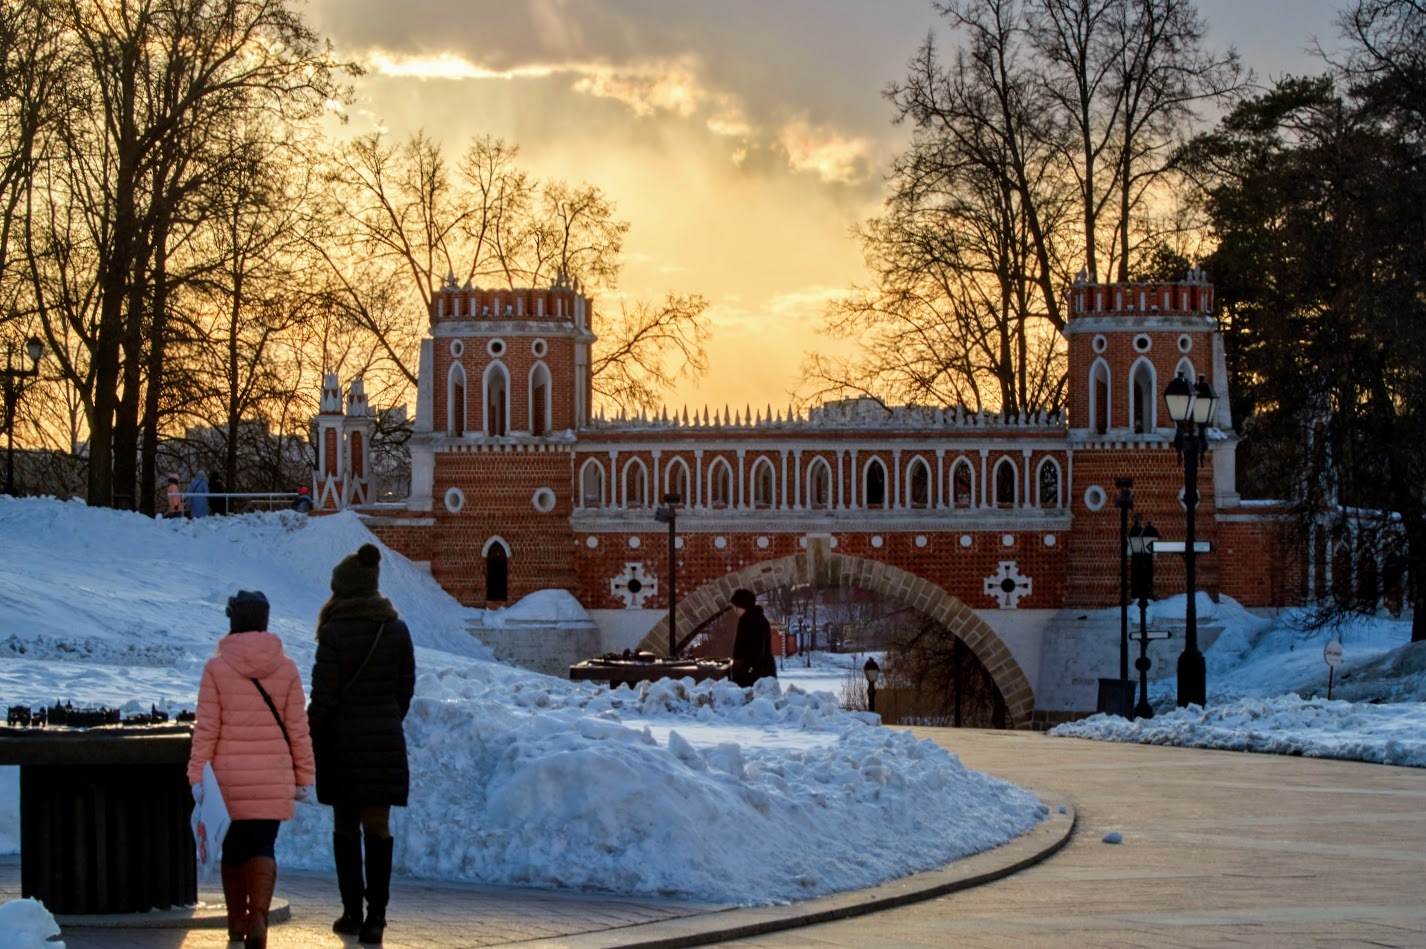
1324,641,1343,667
1150,540,1212,554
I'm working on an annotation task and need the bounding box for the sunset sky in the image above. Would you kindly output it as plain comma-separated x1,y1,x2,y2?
304,0,1346,415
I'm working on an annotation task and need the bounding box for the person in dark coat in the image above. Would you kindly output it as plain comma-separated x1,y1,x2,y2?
209,471,228,516
307,543,415,945
729,588,777,688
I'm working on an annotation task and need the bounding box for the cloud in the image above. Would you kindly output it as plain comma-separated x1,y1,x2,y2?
361,47,876,186
776,120,874,186
765,285,848,318
364,49,562,81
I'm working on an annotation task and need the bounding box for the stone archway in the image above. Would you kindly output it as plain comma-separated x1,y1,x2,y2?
637,545,1037,729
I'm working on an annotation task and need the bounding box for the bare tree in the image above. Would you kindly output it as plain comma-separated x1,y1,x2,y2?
320,131,707,413
31,0,353,507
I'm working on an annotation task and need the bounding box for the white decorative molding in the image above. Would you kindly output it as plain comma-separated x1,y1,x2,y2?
610,563,658,609
984,561,1032,609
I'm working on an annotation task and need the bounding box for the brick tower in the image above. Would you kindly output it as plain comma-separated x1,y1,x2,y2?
406,270,594,605
1062,269,1239,607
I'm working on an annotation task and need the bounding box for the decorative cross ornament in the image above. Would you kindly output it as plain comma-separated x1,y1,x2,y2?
610,563,659,608
984,561,1032,609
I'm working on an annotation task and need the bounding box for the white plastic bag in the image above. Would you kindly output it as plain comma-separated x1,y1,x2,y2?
190,762,230,883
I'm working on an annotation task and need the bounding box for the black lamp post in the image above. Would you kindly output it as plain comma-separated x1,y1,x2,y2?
654,492,681,657
3,335,44,496
1129,516,1161,719
1163,372,1217,708
1115,478,1135,693
863,657,880,713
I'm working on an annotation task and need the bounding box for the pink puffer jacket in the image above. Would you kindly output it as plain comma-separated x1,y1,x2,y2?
187,631,316,821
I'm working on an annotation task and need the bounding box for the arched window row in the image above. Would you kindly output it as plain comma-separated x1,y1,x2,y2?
572,452,1068,511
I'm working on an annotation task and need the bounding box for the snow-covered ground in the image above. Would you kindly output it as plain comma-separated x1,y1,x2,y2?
1051,591,1426,766
0,496,1043,908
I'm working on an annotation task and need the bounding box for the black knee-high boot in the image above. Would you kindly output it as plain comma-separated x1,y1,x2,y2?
332,833,364,935
358,834,394,945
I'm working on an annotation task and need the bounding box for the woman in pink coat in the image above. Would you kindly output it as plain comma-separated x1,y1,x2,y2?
188,590,315,949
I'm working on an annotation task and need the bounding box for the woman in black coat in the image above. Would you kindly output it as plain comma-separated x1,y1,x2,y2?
729,588,777,688
307,543,415,946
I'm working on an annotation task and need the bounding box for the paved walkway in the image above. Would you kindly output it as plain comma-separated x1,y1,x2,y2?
5,727,1425,947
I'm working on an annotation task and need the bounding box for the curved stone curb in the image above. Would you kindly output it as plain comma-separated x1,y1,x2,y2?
55,897,291,930
519,790,1075,949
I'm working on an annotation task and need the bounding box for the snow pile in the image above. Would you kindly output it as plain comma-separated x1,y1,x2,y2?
0,898,64,949
1053,694,1426,766
1052,594,1426,766
0,496,1045,906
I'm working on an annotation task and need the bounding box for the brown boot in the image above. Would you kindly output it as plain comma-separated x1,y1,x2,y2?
243,857,277,949
221,863,247,941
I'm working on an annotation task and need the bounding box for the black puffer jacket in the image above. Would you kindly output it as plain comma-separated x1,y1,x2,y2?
308,613,416,807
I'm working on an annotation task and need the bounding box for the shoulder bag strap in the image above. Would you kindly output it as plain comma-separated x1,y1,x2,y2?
251,677,292,748
251,677,299,781
341,621,387,695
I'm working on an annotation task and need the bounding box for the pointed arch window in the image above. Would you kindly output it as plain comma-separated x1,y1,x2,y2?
708,458,733,509
751,458,776,509
994,458,1018,508
1037,458,1062,508
622,458,649,508
529,362,552,436
864,458,887,508
665,458,690,502
483,538,509,602
580,459,605,508
907,457,931,508
1130,358,1157,435
484,362,510,436
447,363,467,436
1090,358,1111,434
951,458,975,508
1175,357,1196,388
808,458,832,509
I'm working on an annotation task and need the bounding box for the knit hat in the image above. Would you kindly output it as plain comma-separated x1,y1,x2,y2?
330,543,381,597
227,590,270,633
730,588,757,610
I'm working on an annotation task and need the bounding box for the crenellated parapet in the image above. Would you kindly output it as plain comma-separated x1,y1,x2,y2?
1067,268,1215,321
582,398,1066,434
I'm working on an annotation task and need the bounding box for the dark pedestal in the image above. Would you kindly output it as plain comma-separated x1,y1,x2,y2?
569,657,734,687
1096,678,1136,719
0,725,196,914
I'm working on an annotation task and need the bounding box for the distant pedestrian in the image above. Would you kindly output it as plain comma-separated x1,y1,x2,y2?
729,588,777,688
165,474,184,518
189,471,210,518
308,543,415,945
209,471,228,516
187,590,315,949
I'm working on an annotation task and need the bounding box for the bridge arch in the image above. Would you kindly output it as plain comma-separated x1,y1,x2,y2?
636,550,1036,728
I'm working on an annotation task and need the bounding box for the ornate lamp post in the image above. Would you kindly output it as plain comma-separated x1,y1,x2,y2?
1163,372,1217,708
863,657,881,713
1128,517,1162,718
654,492,681,657
3,335,45,496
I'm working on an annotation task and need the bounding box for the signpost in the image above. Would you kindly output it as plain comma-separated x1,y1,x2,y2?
1150,540,1213,554
1324,640,1343,699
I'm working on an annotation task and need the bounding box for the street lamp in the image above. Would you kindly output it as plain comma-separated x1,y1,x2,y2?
863,657,881,713
1128,517,1161,719
654,492,681,657
1115,478,1135,710
1163,372,1217,707
3,335,44,496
